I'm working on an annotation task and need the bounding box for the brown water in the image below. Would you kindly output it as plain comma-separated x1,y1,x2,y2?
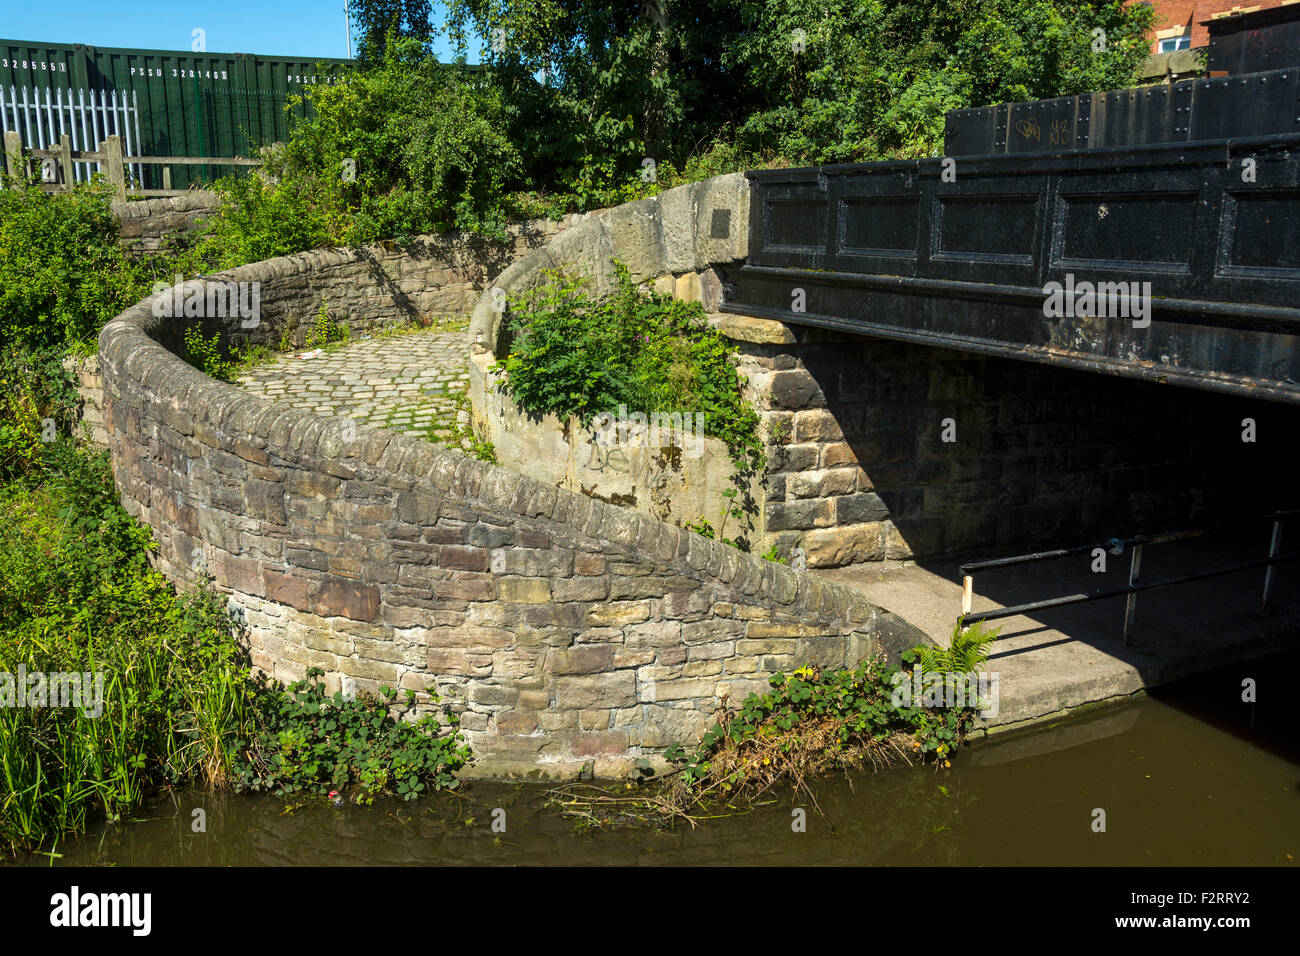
20,652,1300,867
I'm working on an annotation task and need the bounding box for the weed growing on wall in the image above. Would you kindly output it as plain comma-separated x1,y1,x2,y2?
182,326,241,383
304,300,350,349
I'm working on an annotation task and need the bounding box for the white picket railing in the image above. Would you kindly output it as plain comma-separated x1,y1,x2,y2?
0,85,141,185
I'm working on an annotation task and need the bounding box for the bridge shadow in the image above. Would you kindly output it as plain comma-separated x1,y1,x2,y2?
817,524,1300,729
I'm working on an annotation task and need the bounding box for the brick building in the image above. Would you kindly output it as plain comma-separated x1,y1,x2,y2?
1145,0,1296,53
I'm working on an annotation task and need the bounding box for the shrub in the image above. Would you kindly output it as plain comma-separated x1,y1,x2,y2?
182,36,525,264
548,645,989,830
497,261,763,467
229,668,471,804
663,653,978,799
0,179,159,353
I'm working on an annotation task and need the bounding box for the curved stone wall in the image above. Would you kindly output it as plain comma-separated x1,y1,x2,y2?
467,174,749,353
473,369,749,530
113,193,222,256
466,174,771,546
97,197,922,777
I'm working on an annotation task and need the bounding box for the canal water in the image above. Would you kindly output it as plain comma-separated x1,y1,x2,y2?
18,650,1299,866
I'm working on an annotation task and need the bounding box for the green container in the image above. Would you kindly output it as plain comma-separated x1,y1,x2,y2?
2,38,353,189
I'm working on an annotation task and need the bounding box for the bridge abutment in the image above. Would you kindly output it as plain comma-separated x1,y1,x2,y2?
721,313,1297,568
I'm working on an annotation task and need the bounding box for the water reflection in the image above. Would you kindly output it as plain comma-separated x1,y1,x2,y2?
20,653,1299,867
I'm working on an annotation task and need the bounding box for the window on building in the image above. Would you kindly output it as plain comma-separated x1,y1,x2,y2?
1159,36,1191,52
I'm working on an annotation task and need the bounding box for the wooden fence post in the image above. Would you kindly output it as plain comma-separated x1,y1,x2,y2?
4,130,23,181
59,134,73,190
104,135,126,201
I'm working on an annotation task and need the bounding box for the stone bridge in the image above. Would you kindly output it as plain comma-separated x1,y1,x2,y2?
95,168,1298,775
96,179,925,777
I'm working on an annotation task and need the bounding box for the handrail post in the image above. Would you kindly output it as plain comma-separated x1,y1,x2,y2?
960,573,973,633
1261,517,1283,615
1123,544,1143,646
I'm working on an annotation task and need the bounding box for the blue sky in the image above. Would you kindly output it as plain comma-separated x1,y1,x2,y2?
1,0,479,61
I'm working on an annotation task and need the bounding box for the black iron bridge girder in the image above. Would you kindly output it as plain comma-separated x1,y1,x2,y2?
723,134,1300,403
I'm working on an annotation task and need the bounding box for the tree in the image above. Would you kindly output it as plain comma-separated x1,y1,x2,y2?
442,0,1154,189
349,0,436,61
721,0,1157,163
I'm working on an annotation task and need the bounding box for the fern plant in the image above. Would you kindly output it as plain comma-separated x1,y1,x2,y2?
918,618,1000,674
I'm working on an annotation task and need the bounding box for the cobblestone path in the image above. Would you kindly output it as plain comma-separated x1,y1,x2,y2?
236,321,473,446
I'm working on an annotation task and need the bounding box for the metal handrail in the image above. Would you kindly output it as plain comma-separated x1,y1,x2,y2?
959,511,1298,645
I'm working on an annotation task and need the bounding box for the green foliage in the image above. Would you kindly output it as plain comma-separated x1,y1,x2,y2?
189,37,525,255
444,0,1153,201
0,348,80,482
182,326,241,383
350,0,435,62
304,300,350,349
722,0,1155,163
0,443,260,855
0,438,477,855
664,655,977,794
684,517,716,540
447,0,668,208
912,618,1000,675
497,262,762,466
0,178,160,352
466,433,498,463
499,262,765,544
178,166,337,272
229,668,471,803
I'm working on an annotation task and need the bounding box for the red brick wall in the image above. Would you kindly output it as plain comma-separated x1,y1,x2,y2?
1145,0,1292,52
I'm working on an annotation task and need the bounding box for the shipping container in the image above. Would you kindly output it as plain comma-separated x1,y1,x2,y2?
1,38,353,188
